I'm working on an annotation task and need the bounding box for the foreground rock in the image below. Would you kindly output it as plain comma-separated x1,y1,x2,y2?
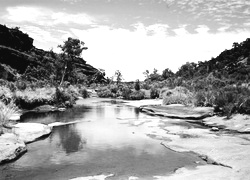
12,123,52,143
0,133,27,164
203,114,250,133
140,105,214,119
130,111,250,179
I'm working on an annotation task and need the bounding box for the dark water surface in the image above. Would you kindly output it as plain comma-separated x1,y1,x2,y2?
0,98,206,180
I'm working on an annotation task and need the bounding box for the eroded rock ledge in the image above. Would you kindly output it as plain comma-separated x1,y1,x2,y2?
0,123,52,164
140,104,214,120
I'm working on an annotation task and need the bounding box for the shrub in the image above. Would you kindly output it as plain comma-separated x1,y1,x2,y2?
15,80,27,90
0,86,13,104
121,85,132,99
162,86,194,106
214,85,250,118
129,90,145,100
110,84,118,94
53,87,75,107
134,80,140,91
150,87,159,99
97,87,113,98
194,90,215,107
78,86,89,98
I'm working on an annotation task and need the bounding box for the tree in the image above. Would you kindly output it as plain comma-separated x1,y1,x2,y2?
114,70,123,85
149,68,163,81
58,37,88,86
143,70,150,80
134,79,140,91
162,68,174,80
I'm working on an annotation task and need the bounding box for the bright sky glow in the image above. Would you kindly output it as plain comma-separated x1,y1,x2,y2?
1,0,250,81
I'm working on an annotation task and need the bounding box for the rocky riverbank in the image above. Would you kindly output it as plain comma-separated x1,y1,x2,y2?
0,123,52,164
124,99,250,180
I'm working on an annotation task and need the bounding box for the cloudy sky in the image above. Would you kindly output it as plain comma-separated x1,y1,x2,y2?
1,0,250,81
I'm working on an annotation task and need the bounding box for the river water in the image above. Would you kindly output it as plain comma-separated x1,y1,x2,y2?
0,98,206,180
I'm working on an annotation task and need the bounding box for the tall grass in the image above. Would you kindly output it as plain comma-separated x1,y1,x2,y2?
0,100,18,134
162,86,194,106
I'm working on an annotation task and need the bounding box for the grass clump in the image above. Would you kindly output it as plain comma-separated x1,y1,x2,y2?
0,100,18,134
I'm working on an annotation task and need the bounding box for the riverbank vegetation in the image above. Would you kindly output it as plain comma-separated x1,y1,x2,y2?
1,23,250,130
95,38,250,118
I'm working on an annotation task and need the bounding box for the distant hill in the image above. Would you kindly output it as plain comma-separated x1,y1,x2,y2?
176,38,250,82
0,24,105,83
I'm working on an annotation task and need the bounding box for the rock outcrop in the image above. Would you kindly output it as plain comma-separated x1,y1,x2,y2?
12,123,52,143
0,133,27,164
0,24,33,51
0,24,106,83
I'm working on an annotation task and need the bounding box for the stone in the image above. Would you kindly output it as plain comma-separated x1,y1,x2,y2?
12,123,52,143
211,127,219,131
0,133,27,164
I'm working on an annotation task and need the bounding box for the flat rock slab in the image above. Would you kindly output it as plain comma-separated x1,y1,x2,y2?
12,123,52,143
203,114,250,133
140,105,214,119
0,133,27,164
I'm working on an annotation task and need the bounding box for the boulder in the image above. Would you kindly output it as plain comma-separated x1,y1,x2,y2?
12,123,52,143
0,133,27,164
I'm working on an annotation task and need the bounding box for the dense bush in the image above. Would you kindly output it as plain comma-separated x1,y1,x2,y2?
97,87,113,98
120,85,132,99
53,87,76,108
194,90,215,107
162,86,194,106
134,80,140,91
150,87,159,99
214,85,250,118
129,90,145,100
78,86,89,98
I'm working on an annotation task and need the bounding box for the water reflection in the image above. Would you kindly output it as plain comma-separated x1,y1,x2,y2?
55,125,86,154
0,99,206,180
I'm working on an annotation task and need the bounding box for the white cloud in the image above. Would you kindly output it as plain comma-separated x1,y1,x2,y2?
70,24,250,81
4,6,95,26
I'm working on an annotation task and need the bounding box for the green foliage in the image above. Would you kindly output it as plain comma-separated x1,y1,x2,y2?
162,86,194,106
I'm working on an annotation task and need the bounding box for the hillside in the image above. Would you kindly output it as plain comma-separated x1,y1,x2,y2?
176,38,250,82
0,24,105,84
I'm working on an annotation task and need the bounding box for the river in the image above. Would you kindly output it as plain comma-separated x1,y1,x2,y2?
0,98,206,180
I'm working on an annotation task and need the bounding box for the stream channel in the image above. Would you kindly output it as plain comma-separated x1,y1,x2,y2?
0,98,207,180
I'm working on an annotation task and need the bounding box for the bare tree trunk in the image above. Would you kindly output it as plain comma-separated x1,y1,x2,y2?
59,62,67,86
